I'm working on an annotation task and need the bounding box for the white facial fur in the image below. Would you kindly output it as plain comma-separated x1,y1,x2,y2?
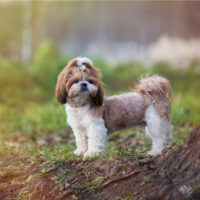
68,80,98,107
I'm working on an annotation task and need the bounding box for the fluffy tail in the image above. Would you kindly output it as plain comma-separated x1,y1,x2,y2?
136,75,172,102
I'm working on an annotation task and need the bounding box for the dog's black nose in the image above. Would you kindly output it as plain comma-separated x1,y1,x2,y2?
81,83,87,88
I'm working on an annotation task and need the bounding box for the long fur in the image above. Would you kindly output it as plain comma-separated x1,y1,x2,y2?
136,75,172,102
56,57,173,159
56,58,104,106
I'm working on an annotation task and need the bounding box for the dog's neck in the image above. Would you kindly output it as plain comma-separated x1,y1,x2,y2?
65,103,91,119
66,99,104,119
67,95,91,108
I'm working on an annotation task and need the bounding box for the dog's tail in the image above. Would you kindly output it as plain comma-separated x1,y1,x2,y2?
136,75,172,102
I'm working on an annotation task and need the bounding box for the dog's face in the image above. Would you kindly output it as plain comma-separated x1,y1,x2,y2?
56,58,104,107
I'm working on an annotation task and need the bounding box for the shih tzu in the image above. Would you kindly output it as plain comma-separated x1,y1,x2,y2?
56,57,173,160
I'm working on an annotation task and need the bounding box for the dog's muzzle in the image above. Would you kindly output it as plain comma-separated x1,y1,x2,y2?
80,82,88,92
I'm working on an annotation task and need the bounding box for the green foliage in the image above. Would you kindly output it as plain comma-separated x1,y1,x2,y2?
0,57,33,104
0,44,200,194
1,42,200,103
0,46,200,195
0,101,67,142
31,43,68,95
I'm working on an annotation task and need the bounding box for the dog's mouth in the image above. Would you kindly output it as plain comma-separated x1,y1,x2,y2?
80,87,89,92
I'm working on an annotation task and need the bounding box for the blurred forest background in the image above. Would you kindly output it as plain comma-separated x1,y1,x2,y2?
1,1,200,101
0,0,200,147
1,1,200,65
0,2,200,199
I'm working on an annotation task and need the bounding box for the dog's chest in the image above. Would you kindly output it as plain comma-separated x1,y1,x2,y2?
65,104,91,128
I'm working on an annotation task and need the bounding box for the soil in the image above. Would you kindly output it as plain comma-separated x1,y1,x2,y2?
1,126,200,200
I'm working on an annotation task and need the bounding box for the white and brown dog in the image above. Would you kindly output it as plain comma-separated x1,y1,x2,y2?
56,57,173,160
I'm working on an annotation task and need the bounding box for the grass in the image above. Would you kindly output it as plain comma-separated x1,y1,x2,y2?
0,48,200,198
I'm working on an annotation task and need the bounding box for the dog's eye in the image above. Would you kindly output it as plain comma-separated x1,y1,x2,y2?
72,80,79,84
88,80,94,84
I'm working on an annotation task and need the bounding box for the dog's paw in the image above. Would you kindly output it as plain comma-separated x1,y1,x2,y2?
147,150,161,156
74,148,86,156
83,150,104,160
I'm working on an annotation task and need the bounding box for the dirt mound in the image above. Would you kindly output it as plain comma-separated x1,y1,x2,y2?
150,126,200,199
1,126,200,200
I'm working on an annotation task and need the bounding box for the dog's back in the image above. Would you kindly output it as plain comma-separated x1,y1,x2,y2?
103,93,147,133
103,75,173,156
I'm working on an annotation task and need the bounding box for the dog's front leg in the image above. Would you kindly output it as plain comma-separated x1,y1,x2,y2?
83,118,107,160
72,127,88,157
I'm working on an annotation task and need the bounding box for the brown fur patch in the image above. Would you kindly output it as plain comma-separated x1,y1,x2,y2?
103,93,148,133
136,75,172,103
154,101,171,121
135,75,172,120
89,106,104,118
55,59,104,105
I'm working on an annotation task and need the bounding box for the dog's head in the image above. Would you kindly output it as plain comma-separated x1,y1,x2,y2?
56,57,104,107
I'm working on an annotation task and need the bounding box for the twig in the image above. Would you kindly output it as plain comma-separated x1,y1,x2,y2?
90,167,104,176
99,169,140,190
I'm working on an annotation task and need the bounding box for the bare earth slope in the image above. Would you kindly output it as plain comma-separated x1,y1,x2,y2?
1,126,200,200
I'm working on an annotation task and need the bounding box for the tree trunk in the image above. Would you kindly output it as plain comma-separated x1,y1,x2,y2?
21,1,32,64
148,126,200,200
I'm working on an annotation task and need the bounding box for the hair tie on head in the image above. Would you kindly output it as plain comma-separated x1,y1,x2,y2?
77,61,82,67
77,61,86,70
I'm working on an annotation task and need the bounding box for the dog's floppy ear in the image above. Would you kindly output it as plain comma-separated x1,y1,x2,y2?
56,59,77,104
91,80,104,106
56,71,68,104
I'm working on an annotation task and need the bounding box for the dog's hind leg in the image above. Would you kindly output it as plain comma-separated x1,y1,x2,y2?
145,105,172,156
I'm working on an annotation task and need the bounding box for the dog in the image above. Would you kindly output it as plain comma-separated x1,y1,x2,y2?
56,57,173,160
